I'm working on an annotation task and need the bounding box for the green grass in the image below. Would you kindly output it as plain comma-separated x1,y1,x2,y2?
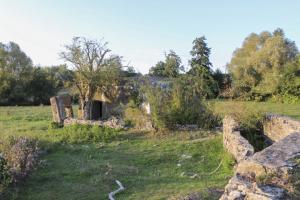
210,100,300,120
0,106,234,200
1,101,299,199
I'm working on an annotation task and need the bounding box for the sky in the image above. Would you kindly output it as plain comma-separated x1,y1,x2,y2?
0,0,300,74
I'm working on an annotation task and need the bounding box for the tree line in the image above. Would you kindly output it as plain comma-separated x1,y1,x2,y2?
0,28,299,106
0,42,74,105
148,28,300,103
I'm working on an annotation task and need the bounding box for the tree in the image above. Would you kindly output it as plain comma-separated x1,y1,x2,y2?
276,55,300,103
186,36,218,98
60,37,122,119
149,61,165,77
0,42,33,105
189,36,212,74
164,50,183,77
227,28,299,100
149,50,183,77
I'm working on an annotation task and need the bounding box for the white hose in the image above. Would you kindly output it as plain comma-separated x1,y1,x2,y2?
108,180,125,200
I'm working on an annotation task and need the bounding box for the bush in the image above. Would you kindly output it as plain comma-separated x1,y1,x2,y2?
50,125,120,144
3,137,39,183
0,136,39,194
124,105,153,130
0,154,11,193
144,78,219,130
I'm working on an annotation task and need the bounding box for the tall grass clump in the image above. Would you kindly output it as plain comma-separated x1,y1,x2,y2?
49,124,120,144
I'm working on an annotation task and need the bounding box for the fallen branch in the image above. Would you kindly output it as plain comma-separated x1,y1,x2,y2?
108,180,125,200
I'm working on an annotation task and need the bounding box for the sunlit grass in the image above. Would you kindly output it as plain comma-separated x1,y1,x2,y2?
1,106,234,200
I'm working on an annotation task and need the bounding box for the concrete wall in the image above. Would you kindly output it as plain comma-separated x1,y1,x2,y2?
223,116,254,163
220,115,300,200
263,114,300,142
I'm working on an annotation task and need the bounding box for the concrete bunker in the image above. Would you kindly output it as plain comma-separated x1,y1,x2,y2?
49,93,125,129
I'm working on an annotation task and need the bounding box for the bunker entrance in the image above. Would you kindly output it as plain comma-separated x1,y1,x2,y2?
90,100,103,120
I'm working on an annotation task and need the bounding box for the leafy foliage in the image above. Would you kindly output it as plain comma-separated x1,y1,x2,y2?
49,124,120,144
60,37,122,119
145,78,219,130
0,155,11,193
227,28,299,101
187,36,219,98
149,50,183,77
0,41,72,105
189,36,212,72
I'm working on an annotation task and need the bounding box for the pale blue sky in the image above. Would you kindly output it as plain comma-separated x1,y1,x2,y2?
0,0,299,73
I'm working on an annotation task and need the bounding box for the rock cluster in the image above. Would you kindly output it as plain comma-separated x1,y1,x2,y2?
63,117,125,129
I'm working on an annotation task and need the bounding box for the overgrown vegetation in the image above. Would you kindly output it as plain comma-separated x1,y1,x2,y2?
123,103,152,130
48,124,121,144
144,78,219,130
0,106,234,200
210,101,268,151
0,42,72,105
227,28,300,102
0,136,39,196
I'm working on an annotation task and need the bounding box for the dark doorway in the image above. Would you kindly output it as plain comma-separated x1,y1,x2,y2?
91,100,102,120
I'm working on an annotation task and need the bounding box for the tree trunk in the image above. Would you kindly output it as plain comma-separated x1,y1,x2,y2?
83,100,93,120
78,97,85,119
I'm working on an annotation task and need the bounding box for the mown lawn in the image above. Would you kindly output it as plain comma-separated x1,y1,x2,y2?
0,106,234,200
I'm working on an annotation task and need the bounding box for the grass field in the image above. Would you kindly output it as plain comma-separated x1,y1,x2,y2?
1,101,299,199
210,100,300,120
0,106,234,200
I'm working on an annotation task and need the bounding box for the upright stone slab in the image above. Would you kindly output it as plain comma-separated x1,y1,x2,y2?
50,95,73,123
50,97,64,123
57,95,73,118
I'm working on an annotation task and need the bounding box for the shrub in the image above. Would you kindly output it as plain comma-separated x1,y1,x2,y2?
144,78,219,130
0,136,39,194
3,137,39,183
0,154,11,193
50,124,120,144
124,106,152,130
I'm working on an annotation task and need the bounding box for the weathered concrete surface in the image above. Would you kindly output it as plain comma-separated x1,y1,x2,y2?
50,96,65,123
220,174,285,200
57,95,73,118
223,116,254,163
264,114,300,142
237,132,300,176
221,132,300,200
50,95,73,123
220,115,300,200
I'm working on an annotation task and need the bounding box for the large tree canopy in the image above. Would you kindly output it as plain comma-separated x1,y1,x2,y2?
227,28,299,100
0,42,69,105
60,37,122,119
